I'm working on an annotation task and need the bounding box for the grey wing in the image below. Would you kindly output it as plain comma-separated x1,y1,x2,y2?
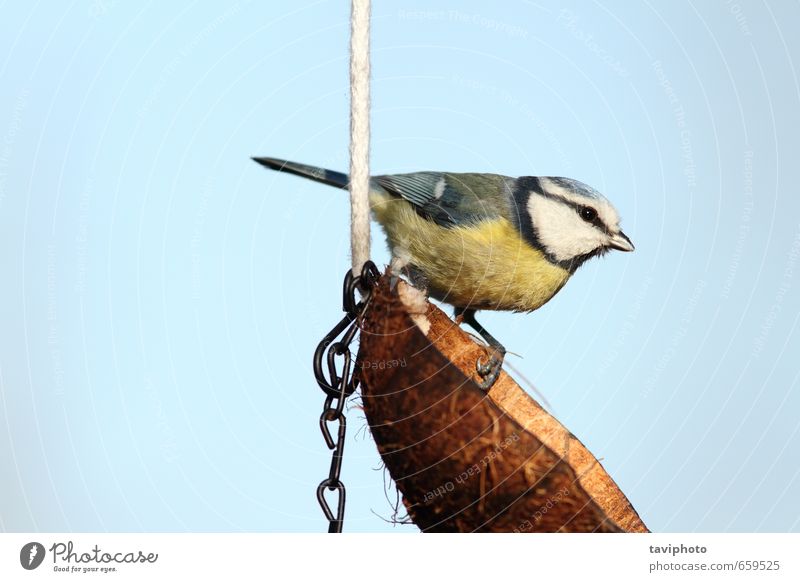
373,172,512,227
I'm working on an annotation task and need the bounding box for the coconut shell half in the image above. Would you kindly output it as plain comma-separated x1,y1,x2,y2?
357,275,648,533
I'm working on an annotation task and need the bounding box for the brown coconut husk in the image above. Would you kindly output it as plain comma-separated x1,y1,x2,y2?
357,274,648,533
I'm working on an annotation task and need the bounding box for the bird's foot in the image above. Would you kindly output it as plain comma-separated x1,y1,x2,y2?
476,351,504,391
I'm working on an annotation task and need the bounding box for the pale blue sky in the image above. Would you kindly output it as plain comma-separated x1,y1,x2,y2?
1,0,799,532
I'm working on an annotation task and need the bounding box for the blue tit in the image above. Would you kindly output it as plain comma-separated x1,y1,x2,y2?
253,157,634,390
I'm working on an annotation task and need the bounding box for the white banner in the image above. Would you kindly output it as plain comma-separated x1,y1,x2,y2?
1,533,797,581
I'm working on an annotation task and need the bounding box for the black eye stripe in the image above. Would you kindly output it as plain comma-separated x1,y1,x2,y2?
578,205,607,230
538,190,608,232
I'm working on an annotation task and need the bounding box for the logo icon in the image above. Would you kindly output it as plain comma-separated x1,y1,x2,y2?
20,542,46,570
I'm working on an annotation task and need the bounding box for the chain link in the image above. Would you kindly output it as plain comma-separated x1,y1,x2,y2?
313,260,379,533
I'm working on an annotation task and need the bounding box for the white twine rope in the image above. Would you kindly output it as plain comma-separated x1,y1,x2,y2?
349,0,371,276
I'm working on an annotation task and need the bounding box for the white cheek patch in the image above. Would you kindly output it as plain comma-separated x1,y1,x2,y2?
527,194,605,261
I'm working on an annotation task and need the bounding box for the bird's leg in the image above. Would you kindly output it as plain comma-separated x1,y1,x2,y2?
389,256,431,297
453,307,506,391
388,256,408,292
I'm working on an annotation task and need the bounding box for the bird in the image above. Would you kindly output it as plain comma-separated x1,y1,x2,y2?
253,157,634,390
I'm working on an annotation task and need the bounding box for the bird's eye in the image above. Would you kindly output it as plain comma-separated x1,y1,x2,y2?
579,206,597,222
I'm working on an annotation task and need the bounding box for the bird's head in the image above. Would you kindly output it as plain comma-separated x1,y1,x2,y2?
522,177,634,271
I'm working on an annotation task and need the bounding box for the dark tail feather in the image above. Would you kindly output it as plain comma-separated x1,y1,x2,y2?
252,157,349,189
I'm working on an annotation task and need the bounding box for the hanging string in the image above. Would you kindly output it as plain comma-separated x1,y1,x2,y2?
349,0,371,276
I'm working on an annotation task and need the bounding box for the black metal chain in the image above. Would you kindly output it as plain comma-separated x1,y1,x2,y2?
313,260,379,533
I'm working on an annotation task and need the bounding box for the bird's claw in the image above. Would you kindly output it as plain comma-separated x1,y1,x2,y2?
476,353,503,391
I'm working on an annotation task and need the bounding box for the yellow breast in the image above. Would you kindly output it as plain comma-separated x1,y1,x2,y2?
371,192,571,312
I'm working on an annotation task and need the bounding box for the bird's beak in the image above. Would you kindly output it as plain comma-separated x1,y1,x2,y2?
607,231,635,252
